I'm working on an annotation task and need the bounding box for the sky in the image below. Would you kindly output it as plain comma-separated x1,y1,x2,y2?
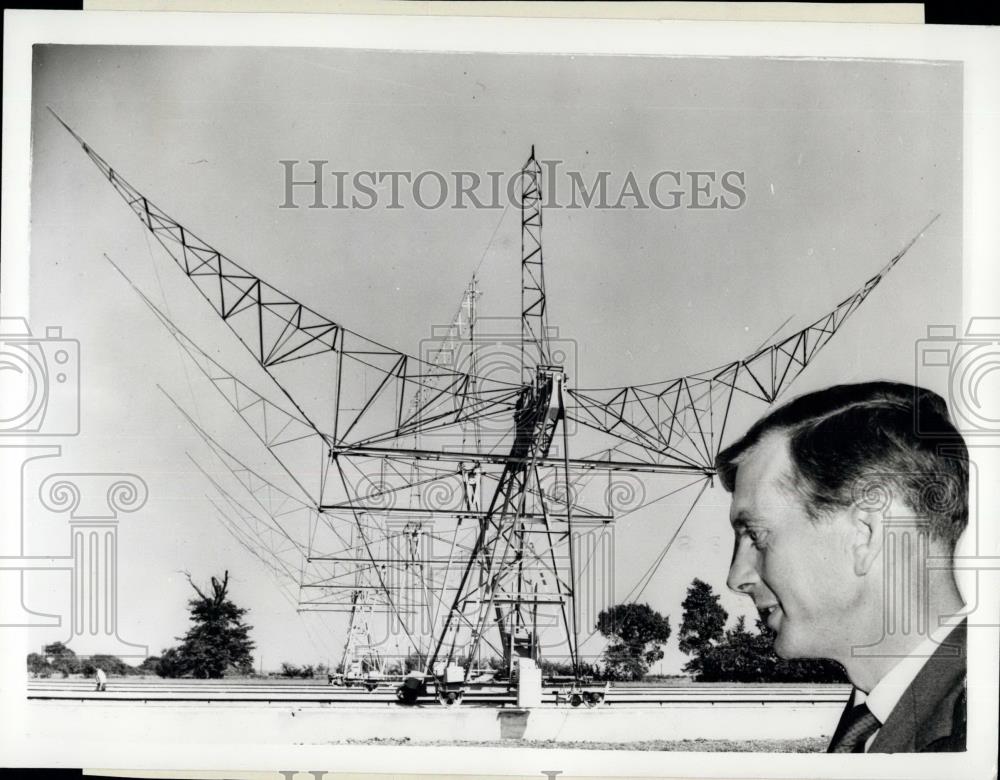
19,45,962,673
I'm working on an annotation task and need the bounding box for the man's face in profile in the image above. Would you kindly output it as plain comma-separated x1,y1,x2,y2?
726,431,863,662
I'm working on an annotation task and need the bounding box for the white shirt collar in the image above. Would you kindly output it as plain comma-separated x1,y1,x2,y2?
854,619,961,728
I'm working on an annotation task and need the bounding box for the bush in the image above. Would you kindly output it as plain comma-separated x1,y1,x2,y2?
43,642,80,677
27,652,52,677
155,647,187,678
402,651,428,674
696,617,847,683
679,580,847,684
279,662,319,678
539,659,603,681
81,654,133,677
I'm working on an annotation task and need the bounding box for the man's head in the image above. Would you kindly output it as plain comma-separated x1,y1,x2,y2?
717,381,968,662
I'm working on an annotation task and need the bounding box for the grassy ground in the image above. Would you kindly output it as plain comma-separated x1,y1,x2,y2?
332,737,829,752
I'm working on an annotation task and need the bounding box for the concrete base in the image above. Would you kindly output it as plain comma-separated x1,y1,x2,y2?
516,659,542,708
28,701,844,745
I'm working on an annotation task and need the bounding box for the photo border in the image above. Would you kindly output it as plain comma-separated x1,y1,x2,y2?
2,9,997,779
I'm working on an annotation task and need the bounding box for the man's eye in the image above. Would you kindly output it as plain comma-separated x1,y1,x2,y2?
747,529,766,547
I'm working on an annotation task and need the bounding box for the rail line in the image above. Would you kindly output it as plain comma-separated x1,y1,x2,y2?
27,679,852,707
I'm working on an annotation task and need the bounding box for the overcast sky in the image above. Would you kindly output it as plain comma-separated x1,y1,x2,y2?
23,45,961,672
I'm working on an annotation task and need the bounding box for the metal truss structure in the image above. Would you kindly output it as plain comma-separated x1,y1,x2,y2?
54,109,938,682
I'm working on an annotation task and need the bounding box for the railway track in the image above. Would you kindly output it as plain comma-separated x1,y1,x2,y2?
27,679,852,707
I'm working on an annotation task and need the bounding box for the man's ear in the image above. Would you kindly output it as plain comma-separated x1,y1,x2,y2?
851,503,885,577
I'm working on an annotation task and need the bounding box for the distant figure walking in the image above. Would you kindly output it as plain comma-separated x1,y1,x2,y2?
94,667,107,692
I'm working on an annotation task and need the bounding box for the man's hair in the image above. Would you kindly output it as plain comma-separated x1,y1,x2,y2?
716,381,968,547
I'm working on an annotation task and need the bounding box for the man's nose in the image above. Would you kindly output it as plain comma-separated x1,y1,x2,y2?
727,544,759,596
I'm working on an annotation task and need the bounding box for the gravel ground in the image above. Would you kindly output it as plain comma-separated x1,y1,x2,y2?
331,736,829,752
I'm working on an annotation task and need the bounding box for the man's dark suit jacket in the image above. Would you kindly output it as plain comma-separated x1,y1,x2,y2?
829,619,967,753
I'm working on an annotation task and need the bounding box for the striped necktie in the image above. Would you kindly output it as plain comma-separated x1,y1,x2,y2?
828,701,881,753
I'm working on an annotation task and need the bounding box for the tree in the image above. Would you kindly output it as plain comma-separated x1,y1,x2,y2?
27,652,52,677
280,662,317,678
595,603,672,681
80,654,132,677
155,647,186,678
539,658,602,681
694,615,848,683
678,578,728,677
176,570,255,679
698,615,771,682
758,620,848,683
677,576,848,683
43,642,79,677
136,655,161,675
401,650,428,674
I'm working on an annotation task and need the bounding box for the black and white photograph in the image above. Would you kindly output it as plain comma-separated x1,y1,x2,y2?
1,10,998,779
